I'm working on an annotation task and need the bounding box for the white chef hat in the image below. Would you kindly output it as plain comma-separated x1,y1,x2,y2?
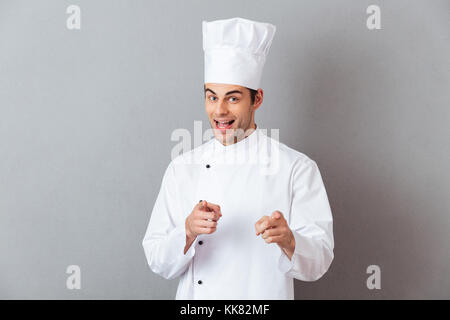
202,17,276,90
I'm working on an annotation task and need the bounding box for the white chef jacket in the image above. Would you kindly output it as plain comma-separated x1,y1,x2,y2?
142,128,334,299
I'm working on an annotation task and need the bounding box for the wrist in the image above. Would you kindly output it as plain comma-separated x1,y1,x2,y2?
186,232,196,242
282,231,296,260
185,221,196,241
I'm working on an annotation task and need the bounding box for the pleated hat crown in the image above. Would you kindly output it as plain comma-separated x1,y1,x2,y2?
202,17,276,90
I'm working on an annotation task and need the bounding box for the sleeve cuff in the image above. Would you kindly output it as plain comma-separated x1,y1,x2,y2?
278,249,294,274
277,230,305,275
169,224,197,262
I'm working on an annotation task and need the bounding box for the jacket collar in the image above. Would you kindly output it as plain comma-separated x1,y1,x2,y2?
212,126,260,154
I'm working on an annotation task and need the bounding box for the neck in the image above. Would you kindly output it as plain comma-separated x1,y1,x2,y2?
218,123,257,146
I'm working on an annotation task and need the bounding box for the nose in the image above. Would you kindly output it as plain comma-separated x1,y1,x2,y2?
214,99,229,116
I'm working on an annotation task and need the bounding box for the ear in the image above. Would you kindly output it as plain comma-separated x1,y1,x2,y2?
253,88,264,110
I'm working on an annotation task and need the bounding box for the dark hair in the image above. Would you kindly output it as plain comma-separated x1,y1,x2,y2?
247,87,258,105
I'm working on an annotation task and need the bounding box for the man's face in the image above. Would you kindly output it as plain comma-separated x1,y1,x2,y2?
205,83,260,145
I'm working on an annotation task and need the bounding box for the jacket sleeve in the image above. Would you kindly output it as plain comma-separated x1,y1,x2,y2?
277,158,335,281
142,161,197,280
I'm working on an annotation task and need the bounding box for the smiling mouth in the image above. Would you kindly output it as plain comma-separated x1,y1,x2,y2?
214,120,235,129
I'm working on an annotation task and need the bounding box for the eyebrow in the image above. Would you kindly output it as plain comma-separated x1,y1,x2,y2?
205,88,243,96
224,90,243,95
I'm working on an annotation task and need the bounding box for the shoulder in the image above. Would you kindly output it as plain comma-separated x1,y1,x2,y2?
260,130,316,169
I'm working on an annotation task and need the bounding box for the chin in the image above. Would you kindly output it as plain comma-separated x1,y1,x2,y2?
213,129,235,144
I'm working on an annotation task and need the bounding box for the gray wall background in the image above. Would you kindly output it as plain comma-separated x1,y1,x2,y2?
0,0,449,299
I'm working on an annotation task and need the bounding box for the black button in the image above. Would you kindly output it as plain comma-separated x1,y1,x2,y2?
206,164,210,168
198,280,202,285
199,240,203,245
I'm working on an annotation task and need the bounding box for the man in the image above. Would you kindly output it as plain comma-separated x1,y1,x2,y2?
142,17,334,299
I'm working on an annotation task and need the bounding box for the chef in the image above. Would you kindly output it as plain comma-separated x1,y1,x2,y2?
142,17,334,300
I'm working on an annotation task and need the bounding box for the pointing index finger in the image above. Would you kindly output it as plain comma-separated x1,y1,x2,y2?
204,201,222,216
255,216,270,235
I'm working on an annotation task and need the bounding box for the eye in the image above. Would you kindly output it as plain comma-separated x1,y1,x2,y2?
228,96,238,102
208,95,217,102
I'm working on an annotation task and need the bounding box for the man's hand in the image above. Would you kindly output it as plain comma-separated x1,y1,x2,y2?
184,200,222,254
255,211,296,260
